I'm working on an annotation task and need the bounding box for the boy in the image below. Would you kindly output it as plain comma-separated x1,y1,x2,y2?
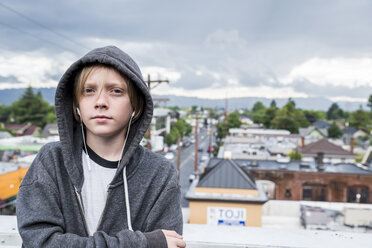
16,46,185,248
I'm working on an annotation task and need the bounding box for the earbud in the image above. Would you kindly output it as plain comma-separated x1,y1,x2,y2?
131,111,135,118
76,107,81,117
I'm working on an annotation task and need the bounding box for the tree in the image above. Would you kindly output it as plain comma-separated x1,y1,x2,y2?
348,107,371,130
327,103,344,120
226,111,241,129
327,122,342,138
270,99,309,133
252,101,265,113
165,118,191,146
216,111,242,139
288,151,302,161
270,100,277,108
368,94,372,112
262,107,277,128
10,87,54,128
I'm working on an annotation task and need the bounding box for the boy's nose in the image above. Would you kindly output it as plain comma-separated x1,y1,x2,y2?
95,90,108,109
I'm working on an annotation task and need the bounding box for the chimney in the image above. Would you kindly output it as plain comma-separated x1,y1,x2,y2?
350,137,354,153
316,152,324,171
301,136,305,148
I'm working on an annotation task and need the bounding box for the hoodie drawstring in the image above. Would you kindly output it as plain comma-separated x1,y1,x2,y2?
79,111,135,231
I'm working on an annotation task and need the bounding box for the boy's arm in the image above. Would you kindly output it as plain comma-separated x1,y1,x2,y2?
141,170,184,247
17,180,152,247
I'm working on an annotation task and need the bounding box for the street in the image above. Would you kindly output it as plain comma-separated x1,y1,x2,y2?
170,127,214,207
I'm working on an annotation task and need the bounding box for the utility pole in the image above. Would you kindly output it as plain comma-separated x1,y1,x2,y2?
145,74,169,150
194,111,199,174
224,97,228,137
177,136,181,180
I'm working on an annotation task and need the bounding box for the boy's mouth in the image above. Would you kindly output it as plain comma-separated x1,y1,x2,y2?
92,115,112,120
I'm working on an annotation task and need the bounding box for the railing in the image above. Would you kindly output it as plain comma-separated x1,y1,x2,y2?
1,216,372,248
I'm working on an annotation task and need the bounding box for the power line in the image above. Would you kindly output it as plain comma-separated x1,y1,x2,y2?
0,2,90,51
0,21,78,54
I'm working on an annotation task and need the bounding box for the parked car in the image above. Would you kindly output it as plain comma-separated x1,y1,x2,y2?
200,154,209,162
164,152,175,160
169,144,178,151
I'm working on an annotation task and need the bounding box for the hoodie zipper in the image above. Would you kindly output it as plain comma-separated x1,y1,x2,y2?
95,185,110,232
74,186,90,236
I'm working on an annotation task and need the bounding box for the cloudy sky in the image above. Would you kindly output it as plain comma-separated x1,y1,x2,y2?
0,0,371,103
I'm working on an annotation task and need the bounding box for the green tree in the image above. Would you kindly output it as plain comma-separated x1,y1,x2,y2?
165,128,180,146
226,111,241,129
0,104,11,123
348,107,371,130
262,107,277,128
270,100,277,108
252,101,265,113
327,103,344,120
368,94,372,112
270,99,309,133
288,151,302,161
327,122,343,138
165,118,192,146
10,87,53,127
216,111,242,139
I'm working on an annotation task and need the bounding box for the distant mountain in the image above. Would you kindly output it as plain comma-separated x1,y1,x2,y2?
0,88,366,111
0,88,56,105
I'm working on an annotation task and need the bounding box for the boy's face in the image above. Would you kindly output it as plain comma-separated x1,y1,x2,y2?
78,67,133,141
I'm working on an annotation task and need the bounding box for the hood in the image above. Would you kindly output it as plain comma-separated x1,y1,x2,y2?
55,46,153,189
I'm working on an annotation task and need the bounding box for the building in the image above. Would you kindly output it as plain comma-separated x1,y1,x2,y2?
218,129,301,160
5,123,40,136
298,138,356,163
41,123,59,137
186,159,268,227
151,108,171,136
204,157,372,204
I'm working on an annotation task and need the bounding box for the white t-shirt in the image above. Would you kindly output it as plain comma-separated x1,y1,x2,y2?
81,146,117,235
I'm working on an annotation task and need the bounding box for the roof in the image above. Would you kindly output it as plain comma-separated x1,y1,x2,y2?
41,123,59,137
5,124,28,131
313,120,330,129
299,126,328,137
343,127,357,135
300,139,355,157
153,108,170,117
22,125,39,136
198,159,257,189
206,158,372,175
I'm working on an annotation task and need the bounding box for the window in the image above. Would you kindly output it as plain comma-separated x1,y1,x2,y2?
302,184,327,201
347,186,369,203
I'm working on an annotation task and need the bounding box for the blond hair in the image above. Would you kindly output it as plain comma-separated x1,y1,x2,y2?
73,64,144,123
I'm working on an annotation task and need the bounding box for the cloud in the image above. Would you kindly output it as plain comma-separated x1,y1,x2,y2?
0,49,75,89
280,57,372,88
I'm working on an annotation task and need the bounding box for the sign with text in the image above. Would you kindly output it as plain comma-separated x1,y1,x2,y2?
207,206,246,226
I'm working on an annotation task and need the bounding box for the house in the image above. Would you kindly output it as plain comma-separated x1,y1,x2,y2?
218,129,301,160
186,159,268,227
342,127,357,145
151,108,171,136
312,120,330,129
4,123,40,136
205,157,372,204
298,138,356,163
41,123,59,137
299,126,328,144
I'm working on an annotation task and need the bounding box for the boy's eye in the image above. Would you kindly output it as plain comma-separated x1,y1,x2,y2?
111,88,124,95
83,88,94,95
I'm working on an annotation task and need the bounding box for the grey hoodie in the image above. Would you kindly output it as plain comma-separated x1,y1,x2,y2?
16,46,182,247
